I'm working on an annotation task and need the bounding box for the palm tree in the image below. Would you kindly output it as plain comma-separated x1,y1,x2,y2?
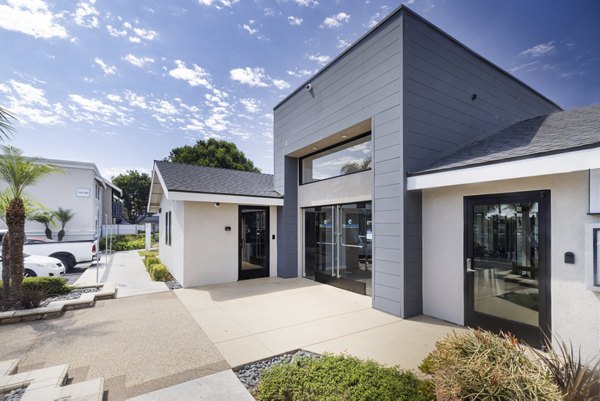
340,157,372,175
31,212,54,240
54,208,74,242
0,106,15,142
0,146,59,300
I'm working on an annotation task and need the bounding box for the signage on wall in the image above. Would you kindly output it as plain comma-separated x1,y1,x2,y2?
589,169,600,214
76,188,91,198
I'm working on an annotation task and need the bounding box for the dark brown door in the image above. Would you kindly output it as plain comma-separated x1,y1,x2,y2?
465,190,551,348
239,206,269,280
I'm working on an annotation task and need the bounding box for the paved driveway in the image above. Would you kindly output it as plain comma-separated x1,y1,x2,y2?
175,277,465,369
0,291,229,400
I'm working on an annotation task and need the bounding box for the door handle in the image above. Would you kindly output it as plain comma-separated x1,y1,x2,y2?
466,258,476,273
466,268,477,273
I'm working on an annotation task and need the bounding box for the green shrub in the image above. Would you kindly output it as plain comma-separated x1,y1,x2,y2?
420,329,562,401
148,264,172,282
99,234,146,251
23,277,72,295
256,354,435,401
20,285,48,309
145,256,160,268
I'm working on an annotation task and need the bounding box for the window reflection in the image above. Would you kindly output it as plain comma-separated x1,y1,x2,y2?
301,134,371,184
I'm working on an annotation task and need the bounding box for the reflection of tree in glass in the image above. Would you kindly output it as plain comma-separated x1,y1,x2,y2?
340,156,371,174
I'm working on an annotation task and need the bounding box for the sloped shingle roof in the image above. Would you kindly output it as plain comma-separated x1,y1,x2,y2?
155,161,281,198
412,105,600,174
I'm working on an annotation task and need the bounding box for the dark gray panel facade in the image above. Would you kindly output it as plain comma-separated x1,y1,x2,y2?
277,156,298,278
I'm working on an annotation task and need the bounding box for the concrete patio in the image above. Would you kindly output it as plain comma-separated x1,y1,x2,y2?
175,277,465,369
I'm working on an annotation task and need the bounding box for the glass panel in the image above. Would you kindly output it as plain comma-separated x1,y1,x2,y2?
241,209,268,271
473,202,539,326
339,203,372,296
304,207,335,280
301,135,371,184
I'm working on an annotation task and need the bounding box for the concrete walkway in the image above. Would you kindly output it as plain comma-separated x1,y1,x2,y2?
127,370,253,401
0,291,229,400
175,277,465,369
77,250,169,298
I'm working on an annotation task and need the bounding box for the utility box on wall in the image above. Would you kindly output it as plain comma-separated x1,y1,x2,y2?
589,169,600,214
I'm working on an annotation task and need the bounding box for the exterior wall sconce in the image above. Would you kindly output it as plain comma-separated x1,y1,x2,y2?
225,226,231,232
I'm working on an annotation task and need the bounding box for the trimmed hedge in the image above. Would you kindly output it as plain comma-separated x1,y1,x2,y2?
256,354,434,401
0,277,73,308
99,234,145,251
148,264,172,282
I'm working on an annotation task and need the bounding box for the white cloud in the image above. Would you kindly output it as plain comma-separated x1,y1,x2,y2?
336,37,349,49
272,79,290,90
0,0,68,39
197,0,240,9
308,54,331,65
287,69,314,78
169,60,212,89
123,54,155,68
242,23,258,35
181,118,205,132
520,41,555,58
230,67,269,87
321,12,350,28
106,24,127,37
128,36,141,43
69,94,120,116
288,16,303,26
264,8,275,17
152,100,178,115
123,90,148,109
1,80,64,125
73,2,99,28
240,98,260,113
132,27,157,40
510,61,539,73
94,57,118,76
295,0,319,6
106,94,123,102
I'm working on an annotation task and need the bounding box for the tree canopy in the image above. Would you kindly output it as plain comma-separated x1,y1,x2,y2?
165,138,260,173
112,170,151,224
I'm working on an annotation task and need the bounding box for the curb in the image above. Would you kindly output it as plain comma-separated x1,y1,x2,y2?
0,282,117,325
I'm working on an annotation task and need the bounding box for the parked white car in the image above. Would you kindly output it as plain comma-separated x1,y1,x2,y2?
0,230,97,271
0,253,65,277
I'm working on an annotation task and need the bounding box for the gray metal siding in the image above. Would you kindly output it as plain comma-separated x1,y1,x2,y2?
402,13,561,172
277,156,299,278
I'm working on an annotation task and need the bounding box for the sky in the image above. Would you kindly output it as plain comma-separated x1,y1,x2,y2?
0,0,599,178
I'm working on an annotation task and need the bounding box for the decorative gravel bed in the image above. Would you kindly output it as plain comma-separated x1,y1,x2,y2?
235,350,321,391
0,387,26,401
165,280,182,290
39,287,99,307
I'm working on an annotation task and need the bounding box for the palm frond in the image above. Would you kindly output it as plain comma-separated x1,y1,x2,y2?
0,146,62,199
0,107,16,142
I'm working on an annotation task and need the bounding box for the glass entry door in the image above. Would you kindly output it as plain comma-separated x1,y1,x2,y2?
465,191,550,348
239,206,269,280
304,202,372,295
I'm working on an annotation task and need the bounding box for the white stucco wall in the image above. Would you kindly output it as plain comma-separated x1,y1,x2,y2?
177,201,278,288
0,166,102,240
422,171,600,359
158,196,185,284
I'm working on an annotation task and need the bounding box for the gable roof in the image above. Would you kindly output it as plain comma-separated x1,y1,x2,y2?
411,104,600,175
154,161,281,198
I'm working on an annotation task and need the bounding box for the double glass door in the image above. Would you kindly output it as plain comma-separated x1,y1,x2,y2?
465,191,550,348
304,202,372,295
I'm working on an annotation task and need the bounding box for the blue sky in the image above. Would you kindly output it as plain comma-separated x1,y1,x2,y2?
0,0,598,177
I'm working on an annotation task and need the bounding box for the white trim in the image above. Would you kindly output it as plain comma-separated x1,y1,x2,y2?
169,191,283,206
585,223,600,292
407,147,600,190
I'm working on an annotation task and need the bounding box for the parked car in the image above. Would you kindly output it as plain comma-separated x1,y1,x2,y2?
0,230,97,271
0,253,65,277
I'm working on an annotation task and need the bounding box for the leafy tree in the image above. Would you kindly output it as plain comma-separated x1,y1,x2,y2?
340,157,372,174
0,146,59,300
166,138,260,173
53,207,74,242
112,170,151,224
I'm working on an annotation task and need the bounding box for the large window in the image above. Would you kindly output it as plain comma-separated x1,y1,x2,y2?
301,134,371,184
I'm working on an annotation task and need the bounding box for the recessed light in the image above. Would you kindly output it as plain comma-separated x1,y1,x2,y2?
341,135,348,139
312,147,318,150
